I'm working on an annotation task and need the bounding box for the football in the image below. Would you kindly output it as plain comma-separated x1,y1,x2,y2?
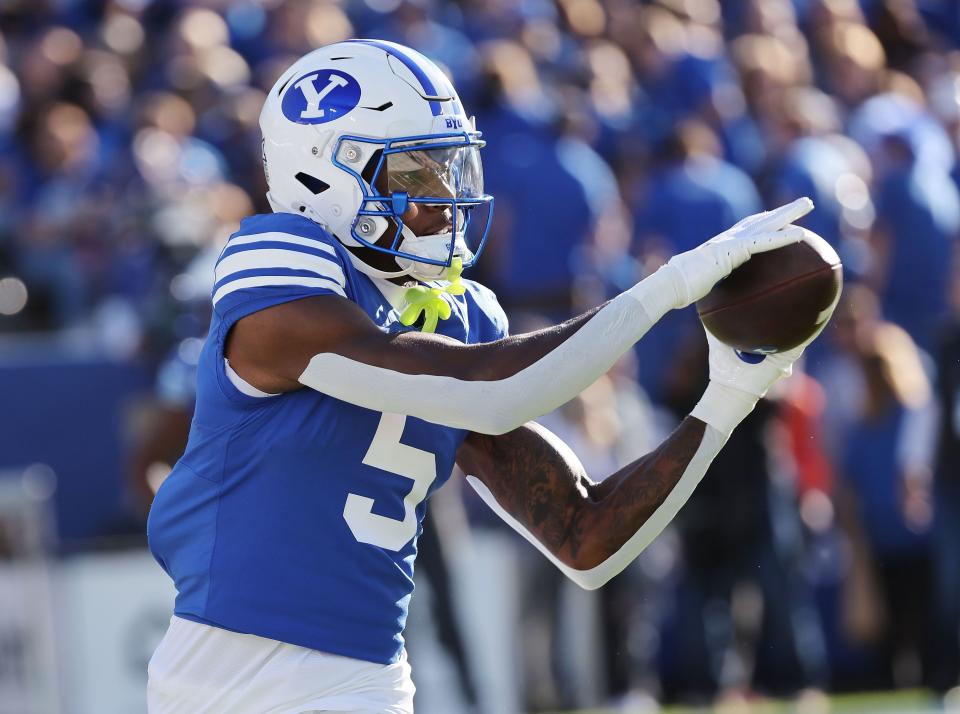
696,227,843,353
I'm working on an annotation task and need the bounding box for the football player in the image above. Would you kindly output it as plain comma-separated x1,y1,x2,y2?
146,40,831,713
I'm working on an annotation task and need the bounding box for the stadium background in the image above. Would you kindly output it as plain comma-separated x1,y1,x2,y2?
1,0,960,711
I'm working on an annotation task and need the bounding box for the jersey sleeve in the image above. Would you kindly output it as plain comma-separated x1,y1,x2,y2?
211,223,350,323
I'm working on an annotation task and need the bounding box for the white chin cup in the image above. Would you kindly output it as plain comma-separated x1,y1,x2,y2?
395,231,473,280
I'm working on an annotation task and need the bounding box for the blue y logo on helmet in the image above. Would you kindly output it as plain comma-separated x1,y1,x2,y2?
281,69,361,125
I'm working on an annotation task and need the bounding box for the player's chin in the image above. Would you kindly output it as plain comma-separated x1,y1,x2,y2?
408,215,453,237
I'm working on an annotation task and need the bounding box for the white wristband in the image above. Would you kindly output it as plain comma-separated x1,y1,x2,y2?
690,381,760,435
624,263,685,315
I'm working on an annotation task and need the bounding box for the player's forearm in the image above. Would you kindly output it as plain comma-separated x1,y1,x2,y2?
298,266,683,434
564,383,760,584
353,303,608,383
465,424,723,589
465,382,759,589
573,417,708,562
570,409,751,573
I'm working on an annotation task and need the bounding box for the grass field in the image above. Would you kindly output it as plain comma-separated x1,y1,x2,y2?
545,688,954,714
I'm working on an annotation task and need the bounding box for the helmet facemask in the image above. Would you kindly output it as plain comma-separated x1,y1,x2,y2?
332,132,494,281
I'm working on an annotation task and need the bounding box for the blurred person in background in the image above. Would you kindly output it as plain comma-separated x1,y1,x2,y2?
726,26,813,172
829,27,960,354
827,285,938,690
469,39,595,316
867,127,960,351
613,3,733,147
818,21,887,110
630,119,761,400
764,87,855,249
14,101,101,327
610,4,689,145
633,120,761,257
761,85,879,295
872,0,932,73
930,265,960,694
658,333,828,705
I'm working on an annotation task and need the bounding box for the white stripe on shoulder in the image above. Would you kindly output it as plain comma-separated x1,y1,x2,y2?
215,249,346,287
212,276,346,306
228,231,339,256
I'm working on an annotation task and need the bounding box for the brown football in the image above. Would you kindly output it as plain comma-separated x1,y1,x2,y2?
696,227,843,353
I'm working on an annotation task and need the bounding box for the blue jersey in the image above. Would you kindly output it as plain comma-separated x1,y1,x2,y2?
147,212,508,664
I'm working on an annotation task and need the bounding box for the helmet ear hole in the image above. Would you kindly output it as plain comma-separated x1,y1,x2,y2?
295,172,330,195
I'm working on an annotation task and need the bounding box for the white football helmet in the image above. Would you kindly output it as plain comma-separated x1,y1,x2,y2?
260,39,493,280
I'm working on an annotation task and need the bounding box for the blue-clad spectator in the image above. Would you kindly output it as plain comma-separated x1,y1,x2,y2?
727,32,812,174
767,88,848,245
615,6,742,147
871,131,960,351
849,92,956,176
633,120,762,255
918,0,960,45
838,310,938,690
631,120,761,398
931,281,960,693
471,41,593,315
765,86,878,287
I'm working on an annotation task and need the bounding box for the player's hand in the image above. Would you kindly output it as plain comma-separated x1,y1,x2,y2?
702,293,836,398
665,197,814,308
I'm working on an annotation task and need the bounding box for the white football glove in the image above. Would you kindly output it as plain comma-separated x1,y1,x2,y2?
665,197,814,308
704,330,804,398
692,304,837,434
705,296,838,404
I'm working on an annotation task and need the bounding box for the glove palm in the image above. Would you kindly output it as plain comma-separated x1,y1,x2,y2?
704,291,838,398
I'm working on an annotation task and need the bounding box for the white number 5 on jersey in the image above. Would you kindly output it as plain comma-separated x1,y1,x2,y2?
343,413,437,551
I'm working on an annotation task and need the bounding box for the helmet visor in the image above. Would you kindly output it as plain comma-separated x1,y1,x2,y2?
383,144,484,201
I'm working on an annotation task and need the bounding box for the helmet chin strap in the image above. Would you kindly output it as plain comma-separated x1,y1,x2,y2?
343,247,413,281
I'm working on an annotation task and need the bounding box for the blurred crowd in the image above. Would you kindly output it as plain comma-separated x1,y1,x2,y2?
3,0,960,710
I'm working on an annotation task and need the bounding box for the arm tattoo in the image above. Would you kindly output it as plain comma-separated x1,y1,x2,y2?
577,418,706,565
457,417,707,569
